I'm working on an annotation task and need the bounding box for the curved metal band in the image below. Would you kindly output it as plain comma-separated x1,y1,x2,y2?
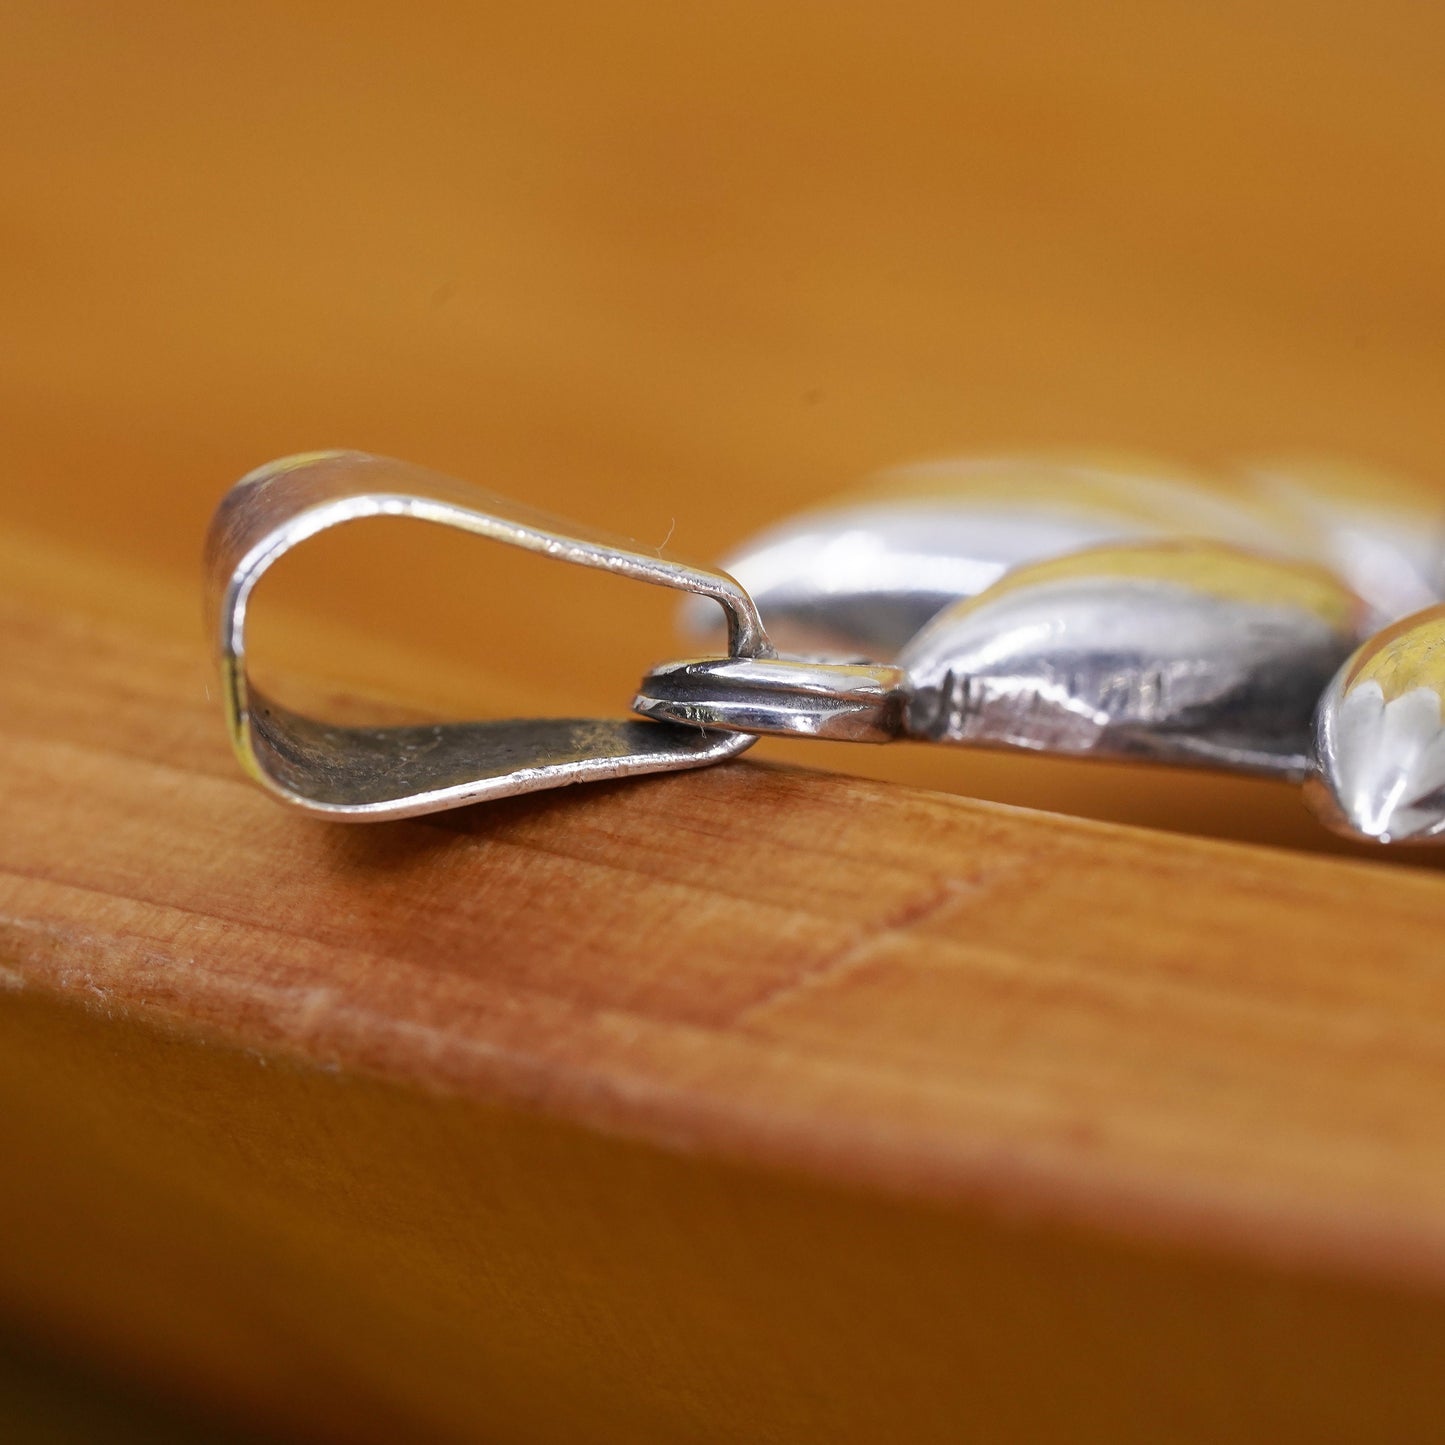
635,656,909,743
205,451,768,820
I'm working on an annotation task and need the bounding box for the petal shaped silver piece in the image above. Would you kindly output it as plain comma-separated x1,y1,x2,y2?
205,451,766,820
687,453,1445,663
897,540,1365,778
684,454,1300,659
1309,605,1445,842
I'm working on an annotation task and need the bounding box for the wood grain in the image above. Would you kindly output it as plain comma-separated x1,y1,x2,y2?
7,1,1445,1437
6,548,1445,1440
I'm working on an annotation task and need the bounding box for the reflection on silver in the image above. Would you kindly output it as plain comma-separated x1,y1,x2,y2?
205,450,766,819
635,656,908,743
685,455,1291,658
644,540,1365,782
691,453,1445,661
1309,605,1445,842
206,450,1436,847
897,541,1362,778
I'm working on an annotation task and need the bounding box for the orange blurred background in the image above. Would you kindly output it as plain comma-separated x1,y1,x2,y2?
5,0,1445,854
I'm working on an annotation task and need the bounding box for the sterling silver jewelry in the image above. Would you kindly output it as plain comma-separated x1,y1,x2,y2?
683,453,1445,658
205,450,1445,844
205,451,764,820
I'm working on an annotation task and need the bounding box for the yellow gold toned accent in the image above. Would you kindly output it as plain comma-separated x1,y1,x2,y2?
1344,604,1445,703
965,541,1360,630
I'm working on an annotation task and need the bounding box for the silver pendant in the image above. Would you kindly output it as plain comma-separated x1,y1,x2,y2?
643,540,1362,781
682,454,1286,658
689,453,1445,659
204,450,1433,844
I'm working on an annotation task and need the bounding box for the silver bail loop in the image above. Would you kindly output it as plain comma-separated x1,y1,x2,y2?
205,450,769,820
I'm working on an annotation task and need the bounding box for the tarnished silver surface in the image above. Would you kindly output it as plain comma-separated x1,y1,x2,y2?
205,450,767,819
898,541,1364,778
1309,605,1445,842
635,656,908,743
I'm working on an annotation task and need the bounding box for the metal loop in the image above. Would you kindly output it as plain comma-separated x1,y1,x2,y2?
634,656,909,743
205,451,768,820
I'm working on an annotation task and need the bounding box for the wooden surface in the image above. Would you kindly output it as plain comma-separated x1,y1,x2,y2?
6,1,1445,1439
7,544,1445,1441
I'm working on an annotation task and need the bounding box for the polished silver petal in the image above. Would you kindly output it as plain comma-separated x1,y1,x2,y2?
896,541,1364,778
1308,605,1445,842
685,454,1295,659
686,453,1445,663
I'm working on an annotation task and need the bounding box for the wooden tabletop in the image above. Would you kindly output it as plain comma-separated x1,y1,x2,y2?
5,2,1445,1440
6,532,1445,1442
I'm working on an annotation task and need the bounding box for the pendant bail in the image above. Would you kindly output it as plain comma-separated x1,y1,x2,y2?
205,450,769,820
